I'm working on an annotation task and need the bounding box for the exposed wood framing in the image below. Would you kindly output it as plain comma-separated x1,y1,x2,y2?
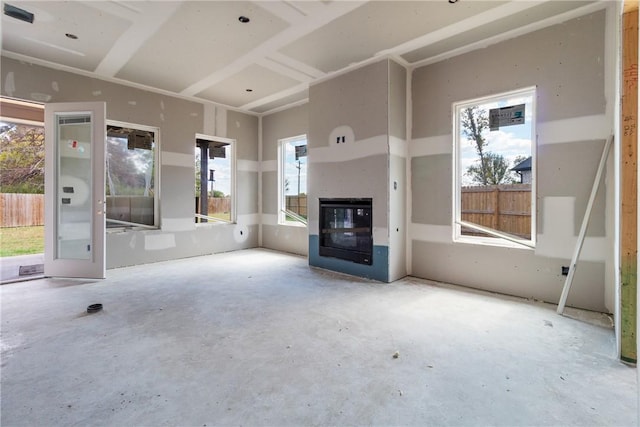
621,0,638,363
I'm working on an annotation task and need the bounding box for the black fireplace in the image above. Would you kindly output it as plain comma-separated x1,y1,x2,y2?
319,198,372,265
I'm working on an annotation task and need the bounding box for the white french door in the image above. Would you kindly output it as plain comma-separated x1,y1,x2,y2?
44,102,106,278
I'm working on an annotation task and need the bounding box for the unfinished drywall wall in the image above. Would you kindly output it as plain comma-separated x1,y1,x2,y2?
261,104,309,255
410,10,611,312
1,56,259,269
308,60,390,280
389,60,407,281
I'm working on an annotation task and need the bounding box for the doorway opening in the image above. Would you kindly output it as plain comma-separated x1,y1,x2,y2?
0,97,45,283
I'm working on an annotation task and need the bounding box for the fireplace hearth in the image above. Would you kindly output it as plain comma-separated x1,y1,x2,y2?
319,198,372,265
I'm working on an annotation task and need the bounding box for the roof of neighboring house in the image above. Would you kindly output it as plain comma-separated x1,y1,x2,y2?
511,156,532,172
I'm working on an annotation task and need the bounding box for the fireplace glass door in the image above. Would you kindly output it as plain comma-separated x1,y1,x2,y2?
319,199,372,265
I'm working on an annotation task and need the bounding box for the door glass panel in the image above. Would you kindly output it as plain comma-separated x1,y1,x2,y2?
56,114,92,260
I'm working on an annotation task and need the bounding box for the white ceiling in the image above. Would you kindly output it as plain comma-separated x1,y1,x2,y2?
1,0,603,116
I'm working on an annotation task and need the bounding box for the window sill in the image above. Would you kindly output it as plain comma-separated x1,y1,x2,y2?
195,221,235,228
454,235,535,250
106,226,158,234
278,221,307,228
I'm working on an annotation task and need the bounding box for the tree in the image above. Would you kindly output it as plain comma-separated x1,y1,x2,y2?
461,107,516,185
466,152,514,185
0,123,45,193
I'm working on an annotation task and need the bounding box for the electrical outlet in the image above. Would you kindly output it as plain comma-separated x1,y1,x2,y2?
561,266,569,276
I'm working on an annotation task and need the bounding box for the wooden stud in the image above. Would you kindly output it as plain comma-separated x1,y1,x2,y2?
621,0,638,363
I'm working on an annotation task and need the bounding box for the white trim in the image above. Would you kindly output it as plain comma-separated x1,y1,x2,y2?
452,87,537,247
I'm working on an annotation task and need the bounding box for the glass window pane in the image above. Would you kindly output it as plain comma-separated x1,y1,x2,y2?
105,125,156,227
455,89,535,244
56,114,92,259
195,139,233,223
280,136,307,224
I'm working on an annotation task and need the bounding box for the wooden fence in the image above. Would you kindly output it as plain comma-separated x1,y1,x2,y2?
0,193,44,227
286,195,307,218
2,188,530,236
195,197,231,216
461,184,531,239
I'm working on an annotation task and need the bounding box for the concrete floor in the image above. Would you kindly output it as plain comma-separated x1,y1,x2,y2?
0,249,636,426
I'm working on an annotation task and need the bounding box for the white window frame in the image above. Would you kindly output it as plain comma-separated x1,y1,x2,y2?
105,120,160,231
452,87,536,249
278,134,307,226
195,133,236,225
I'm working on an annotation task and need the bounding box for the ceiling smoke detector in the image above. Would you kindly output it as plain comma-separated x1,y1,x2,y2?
4,3,34,23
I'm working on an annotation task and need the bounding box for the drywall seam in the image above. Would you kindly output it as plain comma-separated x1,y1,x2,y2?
237,214,260,226
261,159,278,172
161,218,196,232
410,223,452,244
203,104,216,135
161,151,193,168
538,115,609,145
262,214,278,226
144,233,176,250
411,134,453,157
389,135,408,158
373,227,390,247
258,115,263,247
237,159,259,172
309,134,388,163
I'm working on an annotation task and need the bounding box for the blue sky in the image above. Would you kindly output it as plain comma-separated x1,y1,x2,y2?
459,94,533,185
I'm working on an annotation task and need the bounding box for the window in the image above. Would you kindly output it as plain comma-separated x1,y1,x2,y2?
453,87,535,247
105,123,158,228
195,135,235,223
278,135,307,225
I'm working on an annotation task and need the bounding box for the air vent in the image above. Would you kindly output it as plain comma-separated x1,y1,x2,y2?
4,3,34,24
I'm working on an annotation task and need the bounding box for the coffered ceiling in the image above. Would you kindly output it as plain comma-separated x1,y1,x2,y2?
1,0,603,115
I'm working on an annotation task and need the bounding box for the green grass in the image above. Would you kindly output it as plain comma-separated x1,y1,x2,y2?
0,226,44,257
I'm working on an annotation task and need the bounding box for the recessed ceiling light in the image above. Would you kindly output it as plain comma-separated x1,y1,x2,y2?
65,33,78,40
238,16,250,23
246,89,253,92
